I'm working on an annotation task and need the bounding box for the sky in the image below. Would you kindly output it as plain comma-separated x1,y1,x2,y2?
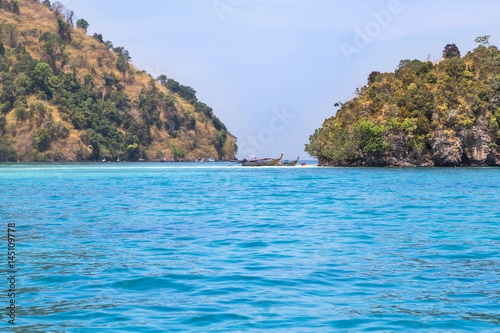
57,0,500,159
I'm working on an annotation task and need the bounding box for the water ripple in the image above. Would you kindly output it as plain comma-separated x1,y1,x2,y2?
1,163,499,332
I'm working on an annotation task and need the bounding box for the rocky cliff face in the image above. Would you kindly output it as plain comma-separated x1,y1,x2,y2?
430,131,464,167
319,123,500,167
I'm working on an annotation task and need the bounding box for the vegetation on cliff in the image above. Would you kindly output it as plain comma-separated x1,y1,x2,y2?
306,37,500,167
0,0,237,161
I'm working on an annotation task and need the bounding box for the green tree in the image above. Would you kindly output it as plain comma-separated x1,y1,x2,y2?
171,144,185,160
71,113,87,130
475,35,491,47
114,47,131,78
178,85,196,101
0,115,6,133
57,17,72,43
39,32,65,72
42,0,52,10
0,140,17,162
214,129,227,158
167,79,180,93
125,143,141,161
475,35,493,57
443,43,461,59
92,33,104,43
31,62,53,94
157,74,168,85
368,71,380,85
212,116,226,131
353,120,388,156
35,129,52,152
76,18,89,32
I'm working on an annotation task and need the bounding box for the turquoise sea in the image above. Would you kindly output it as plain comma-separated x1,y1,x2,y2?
1,163,499,332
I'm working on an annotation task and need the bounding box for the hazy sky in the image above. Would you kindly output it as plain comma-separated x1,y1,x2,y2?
60,0,500,159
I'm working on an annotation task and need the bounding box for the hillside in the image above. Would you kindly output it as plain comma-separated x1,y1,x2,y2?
306,37,500,167
0,0,237,162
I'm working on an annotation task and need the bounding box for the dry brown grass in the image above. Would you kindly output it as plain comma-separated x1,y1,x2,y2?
1,0,236,161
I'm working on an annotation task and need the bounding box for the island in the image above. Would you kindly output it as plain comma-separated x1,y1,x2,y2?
0,0,237,162
306,37,500,167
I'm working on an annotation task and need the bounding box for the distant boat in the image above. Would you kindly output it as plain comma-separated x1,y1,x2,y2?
280,156,299,167
242,153,283,167
207,158,216,162
194,158,203,163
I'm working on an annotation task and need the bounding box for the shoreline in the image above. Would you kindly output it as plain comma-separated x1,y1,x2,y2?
317,158,500,168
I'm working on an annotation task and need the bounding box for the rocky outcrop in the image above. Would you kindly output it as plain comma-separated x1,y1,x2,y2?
460,126,494,165
319,125,500,167
430,131,463,166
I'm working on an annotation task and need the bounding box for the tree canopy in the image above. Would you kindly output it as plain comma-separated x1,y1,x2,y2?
0,0,237,162
307,38,500,167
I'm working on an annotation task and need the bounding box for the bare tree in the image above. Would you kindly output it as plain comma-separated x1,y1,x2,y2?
65,10,74,26
52,1,64,16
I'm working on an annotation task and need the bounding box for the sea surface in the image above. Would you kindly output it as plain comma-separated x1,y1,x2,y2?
0,162,499,332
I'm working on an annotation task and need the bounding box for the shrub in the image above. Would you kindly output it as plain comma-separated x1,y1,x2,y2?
0,140,17,162
60,125,70,138
1,102,12,114
352,121,387,156
171,144,185,159
0,115,6,132
426,71,438,84
71,113,87,130
35,129,52,152
14,106,26,121
125,143,140,161
53,150,64,161
57,17,72,43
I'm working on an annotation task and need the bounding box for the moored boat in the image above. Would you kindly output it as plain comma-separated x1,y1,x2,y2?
242,153,283,167
280,156,299,166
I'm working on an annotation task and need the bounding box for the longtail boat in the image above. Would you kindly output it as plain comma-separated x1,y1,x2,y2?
242,153,283,167
280,156,299,166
